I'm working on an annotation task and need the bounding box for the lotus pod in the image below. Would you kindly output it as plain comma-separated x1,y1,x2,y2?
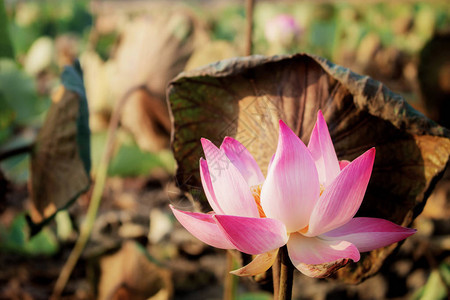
167,53,450,283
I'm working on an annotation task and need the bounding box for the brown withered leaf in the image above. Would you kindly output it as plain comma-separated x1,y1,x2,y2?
29,86,88,223
29,64,90,227
167,53,450,283
111,12,207,152
98,241,172,300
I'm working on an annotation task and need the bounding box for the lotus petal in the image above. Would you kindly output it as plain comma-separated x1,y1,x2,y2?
287,233,360,274
261,121,320,232
306,148,375,237
322,217,416,252
199,158,224,214
170,206,235,249
214,215,288,255
339,160,350,170
308,110,340,186
220,136,265,186
201,138,259,218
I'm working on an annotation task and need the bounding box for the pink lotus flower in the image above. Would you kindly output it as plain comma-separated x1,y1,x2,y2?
265,14,302,47
170,111,416,277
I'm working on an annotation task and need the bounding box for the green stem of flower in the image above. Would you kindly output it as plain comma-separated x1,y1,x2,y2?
223,250,238,300
278,245,294,300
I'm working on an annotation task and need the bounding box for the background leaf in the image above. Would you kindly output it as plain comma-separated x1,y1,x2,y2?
28,62,91,228
61,60,91,174
0,59,39,125
0,0,13,58
108,144,174,177
0,214,59,256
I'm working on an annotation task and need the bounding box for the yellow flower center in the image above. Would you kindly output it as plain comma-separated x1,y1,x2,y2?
299,225,309,234
250,184,266,218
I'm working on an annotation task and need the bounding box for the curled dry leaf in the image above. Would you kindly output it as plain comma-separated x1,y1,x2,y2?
167,53,450,283
98,241,172,300
230,249,279,277
110,12,207,152
80,51,116,131
29,64,91,226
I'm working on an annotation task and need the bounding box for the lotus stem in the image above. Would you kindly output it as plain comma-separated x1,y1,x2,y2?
278,245,294,300
273,251,281,300
223,250,238,300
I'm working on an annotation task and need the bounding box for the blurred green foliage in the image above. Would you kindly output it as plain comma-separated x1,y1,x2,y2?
0,0,13,58
0,58,45,185
412,263,450,300
0,59,39,125
95,31,119,61
109,146,175,177
8,0,91,55
0,152,29,183
91,131,175,178
237,292,273,300
0,0,447,185
0,1,448,185
0,58,42,146
251,1,449,58
211,4,246,42
0,213,59,256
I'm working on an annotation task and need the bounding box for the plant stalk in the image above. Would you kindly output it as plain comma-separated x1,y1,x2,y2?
0,142,34,161
278,245,294,300
272,250,281,300
223,250,238,300
51,86,140,299
245,0,255,56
